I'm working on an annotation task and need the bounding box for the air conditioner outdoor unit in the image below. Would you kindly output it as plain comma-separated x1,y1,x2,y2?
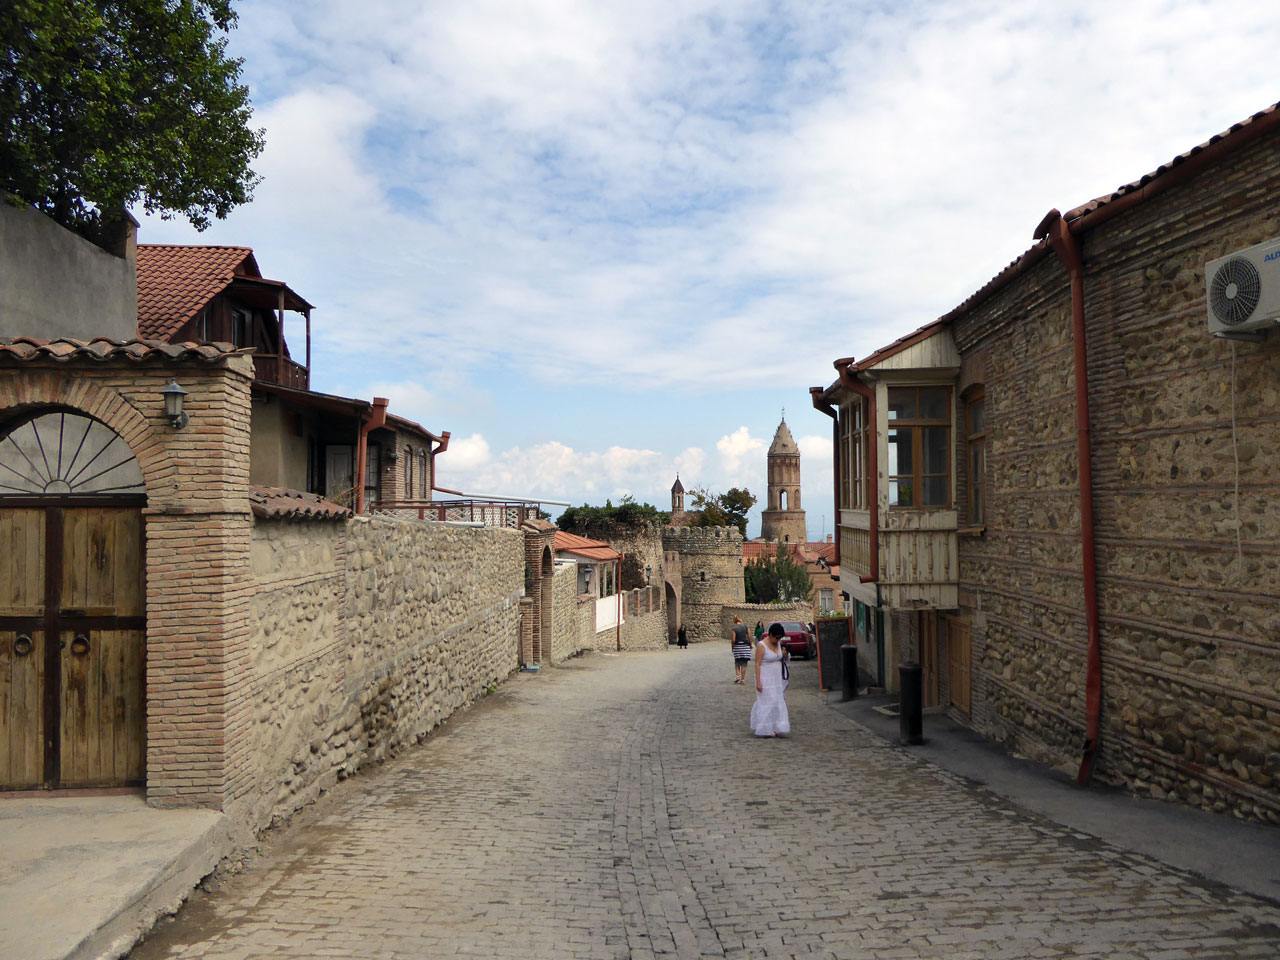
1204,237,1280,338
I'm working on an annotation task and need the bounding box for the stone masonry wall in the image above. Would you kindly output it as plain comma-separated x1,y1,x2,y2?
662,526,745,643
949,126,1280,821
243,515,522,830
719,603,812,645
549,562,593,664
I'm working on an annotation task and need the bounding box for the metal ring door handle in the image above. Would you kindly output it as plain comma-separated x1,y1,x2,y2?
70,636,90,656
13,635,32,656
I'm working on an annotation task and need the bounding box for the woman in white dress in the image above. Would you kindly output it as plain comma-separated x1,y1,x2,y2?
751,622,791,737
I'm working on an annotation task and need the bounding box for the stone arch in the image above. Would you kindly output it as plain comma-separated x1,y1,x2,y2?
665,581,679,640
0,372,163,498
780,489,787,510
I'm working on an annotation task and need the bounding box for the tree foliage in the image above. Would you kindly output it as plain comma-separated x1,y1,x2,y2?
619,553,647,591
556,495,668,538
688,486,756,537
1,0,264,235
744,542,813,605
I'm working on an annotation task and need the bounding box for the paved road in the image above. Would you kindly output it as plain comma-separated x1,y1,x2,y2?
131,644,1280,960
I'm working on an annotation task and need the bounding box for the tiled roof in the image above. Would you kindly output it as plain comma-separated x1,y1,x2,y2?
249,485,351,521
825,100,1280,381
1064,102,1280,222
0,337,241,363
136,245,255,339
554,530,621,562
768,419,799,456
742,540,837,568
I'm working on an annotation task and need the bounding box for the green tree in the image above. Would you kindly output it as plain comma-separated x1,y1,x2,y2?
556,495,668,537
1,0,264,236
744,542,813,604
689,486,757,537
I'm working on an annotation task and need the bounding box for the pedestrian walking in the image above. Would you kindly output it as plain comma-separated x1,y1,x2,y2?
677,624,688,648
754,620,765,642
731,616,752,683
751,622,791,737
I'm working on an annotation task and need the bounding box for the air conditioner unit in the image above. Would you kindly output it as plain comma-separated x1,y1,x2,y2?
1204,237,1280,338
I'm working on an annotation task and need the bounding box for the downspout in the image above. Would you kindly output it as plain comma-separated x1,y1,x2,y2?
355,397,389,515
1035,209,1103,786
429,431,451,500
616,557,622,651
835,363,879,584
809,387,841,569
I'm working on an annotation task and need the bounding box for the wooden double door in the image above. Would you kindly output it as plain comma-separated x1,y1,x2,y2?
0,505,145,790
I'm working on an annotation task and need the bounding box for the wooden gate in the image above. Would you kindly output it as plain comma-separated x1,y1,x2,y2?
1,506,146,789
1,410,147,791
946,617,972,715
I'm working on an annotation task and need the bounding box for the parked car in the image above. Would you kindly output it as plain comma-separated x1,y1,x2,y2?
768,621,816,660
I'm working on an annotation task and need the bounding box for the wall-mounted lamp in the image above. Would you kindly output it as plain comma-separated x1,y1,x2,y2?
383,447,399,465
162,380,189,429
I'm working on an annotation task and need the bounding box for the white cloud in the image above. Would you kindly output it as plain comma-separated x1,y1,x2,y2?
716,426,765,476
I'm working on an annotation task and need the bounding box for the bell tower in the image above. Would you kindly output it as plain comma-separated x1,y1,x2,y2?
759,417,807,543
669,475,688,525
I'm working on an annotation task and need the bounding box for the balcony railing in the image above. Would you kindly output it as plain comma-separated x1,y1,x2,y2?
253,354,309,390
371,499,545,528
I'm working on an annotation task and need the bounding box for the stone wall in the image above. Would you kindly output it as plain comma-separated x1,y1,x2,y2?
243,515,522,830
662,526,746,643
719,602,813,644
948,125,1280,821
549,562,595,664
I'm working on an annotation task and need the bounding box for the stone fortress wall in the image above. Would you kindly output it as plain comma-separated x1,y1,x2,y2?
662,526,746,643
244,515,522,831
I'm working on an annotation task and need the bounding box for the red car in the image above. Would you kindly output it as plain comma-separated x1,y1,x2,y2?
768,621,816,660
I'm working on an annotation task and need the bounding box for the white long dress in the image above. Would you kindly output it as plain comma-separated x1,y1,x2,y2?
750,641,790,737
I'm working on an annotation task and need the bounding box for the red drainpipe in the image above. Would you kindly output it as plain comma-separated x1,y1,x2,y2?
354,397,389,515
616,557,622,651
810,387,842,569
1036,209,1103,785
836,362,879,584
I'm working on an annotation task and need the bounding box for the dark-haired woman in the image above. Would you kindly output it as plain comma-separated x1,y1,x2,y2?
751,622,791,737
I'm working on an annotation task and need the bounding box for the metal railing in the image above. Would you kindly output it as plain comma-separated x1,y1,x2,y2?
371,499,546,528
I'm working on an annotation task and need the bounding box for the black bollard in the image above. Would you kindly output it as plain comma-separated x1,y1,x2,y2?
840,644,858,701
899,661,923,745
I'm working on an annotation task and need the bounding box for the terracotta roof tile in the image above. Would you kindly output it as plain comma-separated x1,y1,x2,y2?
136,244,256,339
249,485,351,521
1064,102,1280,222
554,530,622,562
0,337,241,363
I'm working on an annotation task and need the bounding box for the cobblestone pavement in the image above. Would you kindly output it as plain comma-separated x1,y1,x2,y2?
131,644,1280,960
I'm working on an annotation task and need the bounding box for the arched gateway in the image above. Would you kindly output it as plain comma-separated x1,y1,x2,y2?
0,411,147,790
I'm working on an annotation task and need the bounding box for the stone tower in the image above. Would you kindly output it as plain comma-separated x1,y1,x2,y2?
759,418,807,543
669,475,688,525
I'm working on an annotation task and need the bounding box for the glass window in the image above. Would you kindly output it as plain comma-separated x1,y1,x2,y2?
839,398,866,510
886,386,952,509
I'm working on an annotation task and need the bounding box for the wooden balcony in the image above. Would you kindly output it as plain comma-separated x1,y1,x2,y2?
840,509,958,609
253,354,309,390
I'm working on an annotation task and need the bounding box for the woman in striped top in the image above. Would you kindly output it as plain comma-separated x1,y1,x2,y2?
731,616,753,683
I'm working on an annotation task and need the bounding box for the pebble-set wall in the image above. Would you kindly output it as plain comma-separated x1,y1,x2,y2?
244,516,522,830
949,128,1280,821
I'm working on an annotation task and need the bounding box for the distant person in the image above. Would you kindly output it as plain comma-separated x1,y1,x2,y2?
751,622,791,738
754,620,765,642
731,616,752,684
677,624,688,649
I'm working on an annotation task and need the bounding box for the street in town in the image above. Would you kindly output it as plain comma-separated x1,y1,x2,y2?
130,644,1280,960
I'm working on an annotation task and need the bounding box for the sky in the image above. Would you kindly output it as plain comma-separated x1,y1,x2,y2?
137,0,1280,540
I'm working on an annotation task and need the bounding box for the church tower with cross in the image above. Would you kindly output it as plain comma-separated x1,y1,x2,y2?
759,415,807,543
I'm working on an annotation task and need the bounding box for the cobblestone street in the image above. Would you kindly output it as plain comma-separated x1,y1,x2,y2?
131,645,1280,960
